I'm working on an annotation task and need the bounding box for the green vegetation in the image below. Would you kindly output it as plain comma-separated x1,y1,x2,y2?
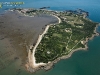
35,15,97,63
16,8,97,63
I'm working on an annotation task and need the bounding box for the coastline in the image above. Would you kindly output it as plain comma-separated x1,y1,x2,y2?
25,13,62,72
15,8,99,72
0,9,59,73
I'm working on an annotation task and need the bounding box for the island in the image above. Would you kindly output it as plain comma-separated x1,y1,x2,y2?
4,8,100,72
39,6,50,9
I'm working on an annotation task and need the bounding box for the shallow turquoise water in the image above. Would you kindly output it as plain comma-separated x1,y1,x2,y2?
0,0,100,75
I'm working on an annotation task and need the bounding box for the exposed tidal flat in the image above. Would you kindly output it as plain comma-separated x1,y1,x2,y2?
0,10,58,74
1,36,100,75
0,8,99,75
0,0,100,75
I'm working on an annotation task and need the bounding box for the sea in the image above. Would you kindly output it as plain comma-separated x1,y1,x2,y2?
0,0,100,75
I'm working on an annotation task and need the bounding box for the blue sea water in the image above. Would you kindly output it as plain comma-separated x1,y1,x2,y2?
1,0,100,22
0,0,100,75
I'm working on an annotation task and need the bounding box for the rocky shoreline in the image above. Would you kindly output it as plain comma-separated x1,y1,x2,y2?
27,23,99,72
42,23,99,71
14,8,99,73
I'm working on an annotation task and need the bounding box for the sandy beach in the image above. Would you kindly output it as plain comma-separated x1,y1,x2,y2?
26,13,62,72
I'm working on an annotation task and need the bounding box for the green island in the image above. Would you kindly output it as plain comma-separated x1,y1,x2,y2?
14,8,98,64
35,16,97,63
